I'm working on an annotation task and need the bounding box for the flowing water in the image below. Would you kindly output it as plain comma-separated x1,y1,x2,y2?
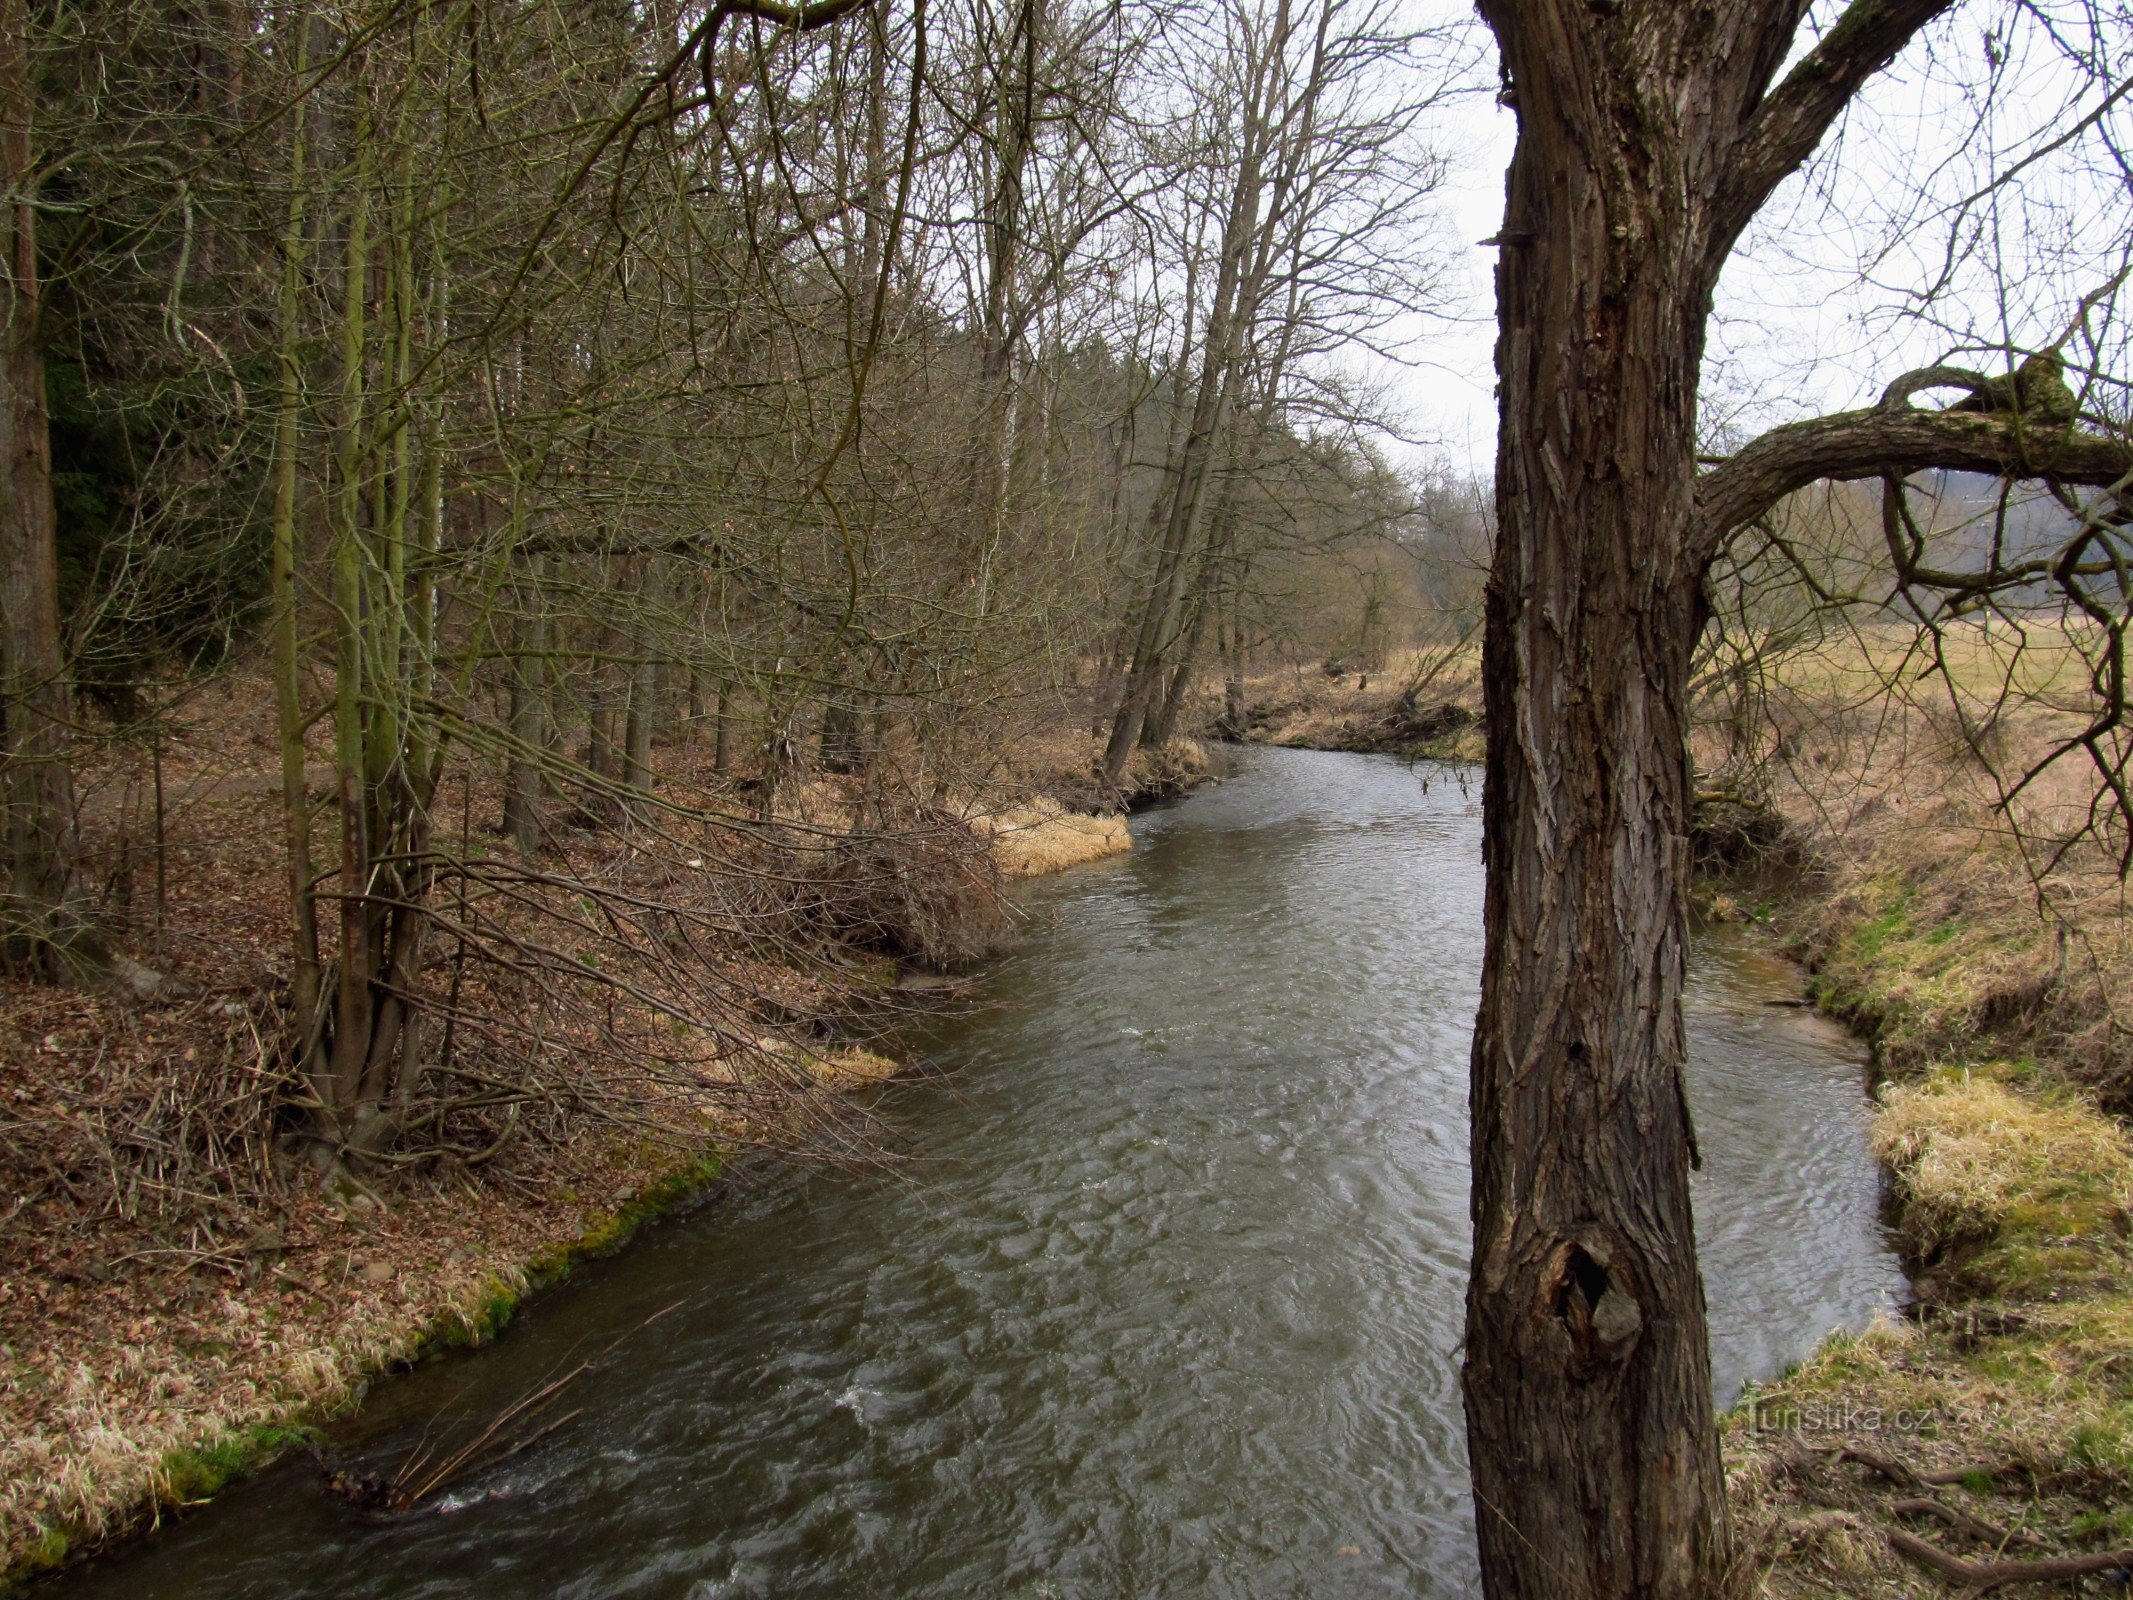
56,748,1905,1600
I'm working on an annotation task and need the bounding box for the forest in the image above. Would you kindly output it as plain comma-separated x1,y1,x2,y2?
4,0,2133,1595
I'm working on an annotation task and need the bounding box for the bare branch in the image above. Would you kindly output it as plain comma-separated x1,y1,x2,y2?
1694,409,2133,562
1710,0,1956,259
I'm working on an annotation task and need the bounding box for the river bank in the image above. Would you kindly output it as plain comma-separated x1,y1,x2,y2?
19,654,2122,1594
1234,653,2133,1592
1710,832,2133,1594
0,673,1205,1593
29,746,1901,1600
1228,655,1485,764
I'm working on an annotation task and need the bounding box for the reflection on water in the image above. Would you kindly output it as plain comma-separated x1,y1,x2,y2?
55,748,1904,1600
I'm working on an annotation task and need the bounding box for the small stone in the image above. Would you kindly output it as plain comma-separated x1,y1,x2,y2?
359,1259,393,1286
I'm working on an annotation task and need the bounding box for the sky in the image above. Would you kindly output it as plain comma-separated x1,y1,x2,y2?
1393,90,1516,478
1371,0,2133,479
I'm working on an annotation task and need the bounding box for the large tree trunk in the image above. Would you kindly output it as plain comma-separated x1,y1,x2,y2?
0,0,81,978
1463,1,1956,1592
1462,13,1732,1599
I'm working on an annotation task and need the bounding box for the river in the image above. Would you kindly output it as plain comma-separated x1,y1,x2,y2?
55,747,1905,1599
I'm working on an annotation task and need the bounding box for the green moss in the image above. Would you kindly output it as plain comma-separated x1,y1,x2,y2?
2068,1410,2133,1478
1717,835,2133,1585
3,1145,730,1595
2070,1505,2133,1541
157,1422,320,1505
7,1527,71,1588
427,1276,525,1353
1848,890,1915,961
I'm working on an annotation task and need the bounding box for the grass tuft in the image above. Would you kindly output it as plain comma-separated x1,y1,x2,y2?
1875,1072,2133,1280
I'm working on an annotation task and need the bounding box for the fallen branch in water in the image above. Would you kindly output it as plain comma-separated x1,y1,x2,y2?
323,1299,685,1514
1889,1529,2133,1592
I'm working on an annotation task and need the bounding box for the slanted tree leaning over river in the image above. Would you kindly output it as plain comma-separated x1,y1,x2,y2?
1462,2,2133,1596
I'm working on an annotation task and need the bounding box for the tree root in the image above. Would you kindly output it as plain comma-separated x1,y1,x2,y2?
1838,1444,1987,1489
1889,1529,2133,1592
1890,1497,2047,1552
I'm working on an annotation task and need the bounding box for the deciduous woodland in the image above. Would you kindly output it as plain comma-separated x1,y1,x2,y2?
4,0,2133,1593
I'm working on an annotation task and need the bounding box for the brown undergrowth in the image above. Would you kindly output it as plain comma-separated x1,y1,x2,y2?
0,670,1176,1591
1220,648,1484,762
1702,640,2133,1596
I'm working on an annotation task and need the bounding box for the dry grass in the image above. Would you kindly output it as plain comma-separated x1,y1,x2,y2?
977,797,1132,879
0,671,1146,1589
1875,1074,2133,1259
1696,618,2133,1591
802,1045,904,1087
1696,618,2133,1106
0,1112,730,1585
1726,1077,2133,1596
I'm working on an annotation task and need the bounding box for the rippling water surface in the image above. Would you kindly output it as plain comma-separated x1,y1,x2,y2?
58,748,1905,1600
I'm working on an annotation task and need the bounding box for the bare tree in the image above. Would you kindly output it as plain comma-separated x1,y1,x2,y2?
1463,2,2133,1595
0,0,80,976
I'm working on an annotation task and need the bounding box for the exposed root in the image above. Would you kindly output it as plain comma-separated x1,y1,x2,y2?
1889,1496,2047,1552
1888,1529,2133,1592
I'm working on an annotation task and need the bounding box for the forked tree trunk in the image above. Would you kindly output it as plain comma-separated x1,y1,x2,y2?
0,0,80,977
1464,1,1953,1593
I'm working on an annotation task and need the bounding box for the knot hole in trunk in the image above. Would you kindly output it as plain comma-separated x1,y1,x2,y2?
1545,1235,1645,1367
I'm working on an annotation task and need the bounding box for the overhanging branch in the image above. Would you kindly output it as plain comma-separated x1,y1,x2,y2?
701,0,883,98
1692,408,2133,565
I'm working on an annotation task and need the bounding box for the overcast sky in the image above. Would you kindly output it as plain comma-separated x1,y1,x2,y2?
1372,2,2131,480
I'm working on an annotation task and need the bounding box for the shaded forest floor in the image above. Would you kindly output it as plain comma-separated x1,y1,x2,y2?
0,672,1198,1590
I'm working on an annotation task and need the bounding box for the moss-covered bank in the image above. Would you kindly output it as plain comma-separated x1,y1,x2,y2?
1711,843,2133,1596
3,1144,731,1595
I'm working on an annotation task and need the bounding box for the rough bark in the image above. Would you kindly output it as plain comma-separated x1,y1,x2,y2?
1463,0,1955,1594
269,23,322,1048
503,557,549,857
0,0,80,977
1695,405,2133,561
